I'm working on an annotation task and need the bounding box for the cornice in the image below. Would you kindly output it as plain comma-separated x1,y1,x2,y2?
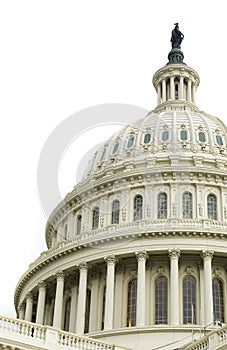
46,165,227,247
15,220,227,310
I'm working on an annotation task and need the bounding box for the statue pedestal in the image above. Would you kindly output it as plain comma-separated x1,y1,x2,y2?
167,48,185,65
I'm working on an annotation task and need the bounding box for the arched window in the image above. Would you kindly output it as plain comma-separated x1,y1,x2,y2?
111,200,120,224
207,194,217,220
158,192,167,219
155,276,168,324
183,276,196,324
134,195,143,221
212,278,224,322
127,279,137,327
63,297,71,331
92,207,99,229
84,289,91,333
76,215,82,235
182,192,193,218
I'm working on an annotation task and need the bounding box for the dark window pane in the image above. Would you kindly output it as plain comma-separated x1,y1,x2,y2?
183,276,196,324
180,130,187,141
216,135,223,146
158,193,167,219
199,132,206,142
127,279,137,327
111,200,120,224
207,194,217,220
134,195,143,221
144,133,151,144
113,142,119,154
155,276,168,324
127,136,135,148
182,192,193,218
162,131,169,141
92,207,99,229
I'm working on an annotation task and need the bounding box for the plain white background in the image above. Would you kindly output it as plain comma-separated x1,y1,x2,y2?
0,0,227,317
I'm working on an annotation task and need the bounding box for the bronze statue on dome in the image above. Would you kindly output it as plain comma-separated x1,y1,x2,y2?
171,23,184,49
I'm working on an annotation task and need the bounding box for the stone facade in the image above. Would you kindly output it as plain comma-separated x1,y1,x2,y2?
1,41,227,350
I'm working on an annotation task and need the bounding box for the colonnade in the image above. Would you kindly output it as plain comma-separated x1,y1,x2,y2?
156,76,196,105
18,250,215,334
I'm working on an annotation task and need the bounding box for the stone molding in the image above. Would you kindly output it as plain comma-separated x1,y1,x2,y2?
169,248,180,259
201,250,214,260
135,251,148,262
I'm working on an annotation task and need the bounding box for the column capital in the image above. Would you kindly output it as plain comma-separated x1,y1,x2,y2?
135,250,148,262
78,261,90,271
201,250,214,260
104,255,119,265
169,248,180,259
18,303,25,312
37,280,47,290
55,271,65,281
26,291,33,301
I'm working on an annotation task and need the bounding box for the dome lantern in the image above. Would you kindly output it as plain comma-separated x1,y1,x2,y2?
153,23,200,110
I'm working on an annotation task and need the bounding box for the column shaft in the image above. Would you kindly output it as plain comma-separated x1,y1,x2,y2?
202,250,214,326
187,79,192,102
157,84,161,104
104,256,118,330
162,79,166,102
24,293,33,322
76,262,89,334
169,249,180,325
170,76,175,99
53,272,65,328
136,251,148,326
179,76,184,99
36,282,46,325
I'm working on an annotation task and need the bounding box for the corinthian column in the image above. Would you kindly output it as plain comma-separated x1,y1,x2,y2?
135,251,148,326
169,249,180,325
104,255,118,330
76,262,89,334
53,271,65,328
25,292,33,322
36,281,47,325
18,304,25,320
202,250,214,326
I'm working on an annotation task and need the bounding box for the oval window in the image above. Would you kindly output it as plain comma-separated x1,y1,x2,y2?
216,135,223,146
127,136,135,148
198,132,206,142
162,130,169,141
144,133,151,144
180,130,187,141
112,142,119,154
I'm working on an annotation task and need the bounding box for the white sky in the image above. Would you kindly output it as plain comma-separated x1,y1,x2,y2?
1,1,227,318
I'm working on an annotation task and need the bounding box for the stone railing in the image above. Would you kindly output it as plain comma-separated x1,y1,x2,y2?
0,315,129,350
182,324,227,350
27,218,227,269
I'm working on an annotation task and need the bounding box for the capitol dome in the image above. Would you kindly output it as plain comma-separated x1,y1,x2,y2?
12,27,227,350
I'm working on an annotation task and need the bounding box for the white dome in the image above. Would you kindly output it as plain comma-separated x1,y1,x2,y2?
84,103,227,179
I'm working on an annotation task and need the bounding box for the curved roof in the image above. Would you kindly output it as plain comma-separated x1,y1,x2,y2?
83,104,227,179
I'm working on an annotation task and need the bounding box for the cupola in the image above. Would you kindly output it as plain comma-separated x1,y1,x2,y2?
152,23,200,109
